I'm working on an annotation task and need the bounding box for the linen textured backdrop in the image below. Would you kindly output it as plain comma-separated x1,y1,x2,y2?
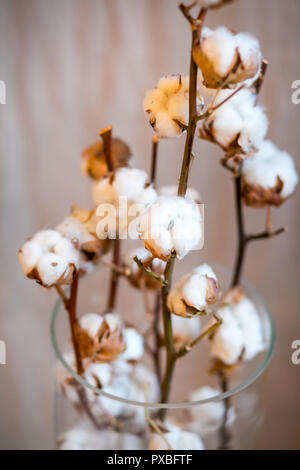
0,0,299,450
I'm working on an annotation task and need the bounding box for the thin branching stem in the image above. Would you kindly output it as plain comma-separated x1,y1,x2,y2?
150,136,159,186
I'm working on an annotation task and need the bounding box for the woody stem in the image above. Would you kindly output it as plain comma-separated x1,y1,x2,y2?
67,274,84,375
158,6,207,421
178,8,207,196
107,237,121,311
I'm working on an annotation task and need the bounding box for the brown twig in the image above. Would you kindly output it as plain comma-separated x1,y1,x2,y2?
106,237,121,311
158,5,208,421
99,126,115,171
55,276,105,430
150,136,159,187
231,176,286,287
158,256,176,420
218,369,232,450
177,7,207,196
67,274,84,375
153,293,162,385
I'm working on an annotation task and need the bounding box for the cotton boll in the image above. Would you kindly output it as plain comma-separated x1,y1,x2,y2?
77,312,125,362
167,264,220,317
159,185,201,203
194,26,262,89
18,240,43,275
81,137,131,181
200,27,238,78
242,140,299,206
120,328,144,361
18,229,80,287
143,74,195,139
140,196,202,261
149,427,204,450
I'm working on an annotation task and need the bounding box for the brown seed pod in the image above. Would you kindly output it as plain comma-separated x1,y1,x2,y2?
81,138,132,180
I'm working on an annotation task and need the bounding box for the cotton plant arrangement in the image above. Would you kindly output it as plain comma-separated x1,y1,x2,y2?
18,0,298,451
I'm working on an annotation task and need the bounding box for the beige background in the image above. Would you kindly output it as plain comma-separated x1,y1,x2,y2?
0,0,299,449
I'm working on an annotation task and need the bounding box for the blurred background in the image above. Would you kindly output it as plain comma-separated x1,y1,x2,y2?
0,0,299,450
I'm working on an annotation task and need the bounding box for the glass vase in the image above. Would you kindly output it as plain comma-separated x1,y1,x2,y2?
51,265,275,451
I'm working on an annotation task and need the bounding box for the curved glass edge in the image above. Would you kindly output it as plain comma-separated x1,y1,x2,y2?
50,277,276,410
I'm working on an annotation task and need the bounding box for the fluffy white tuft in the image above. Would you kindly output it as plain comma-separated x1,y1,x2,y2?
206,89,268,152
242,140,299,199
18,230,79,287
143,74,202,139
167,264,220,317
139,196,202,260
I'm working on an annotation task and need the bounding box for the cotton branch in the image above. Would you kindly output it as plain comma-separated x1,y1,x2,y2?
106,237,121,311
159,4,210,419
55,275,104,430
177,6,207,196
231,178,286,287
150,136,159,186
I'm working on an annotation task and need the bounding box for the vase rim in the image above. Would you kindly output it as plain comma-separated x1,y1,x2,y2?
51,265,276,409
